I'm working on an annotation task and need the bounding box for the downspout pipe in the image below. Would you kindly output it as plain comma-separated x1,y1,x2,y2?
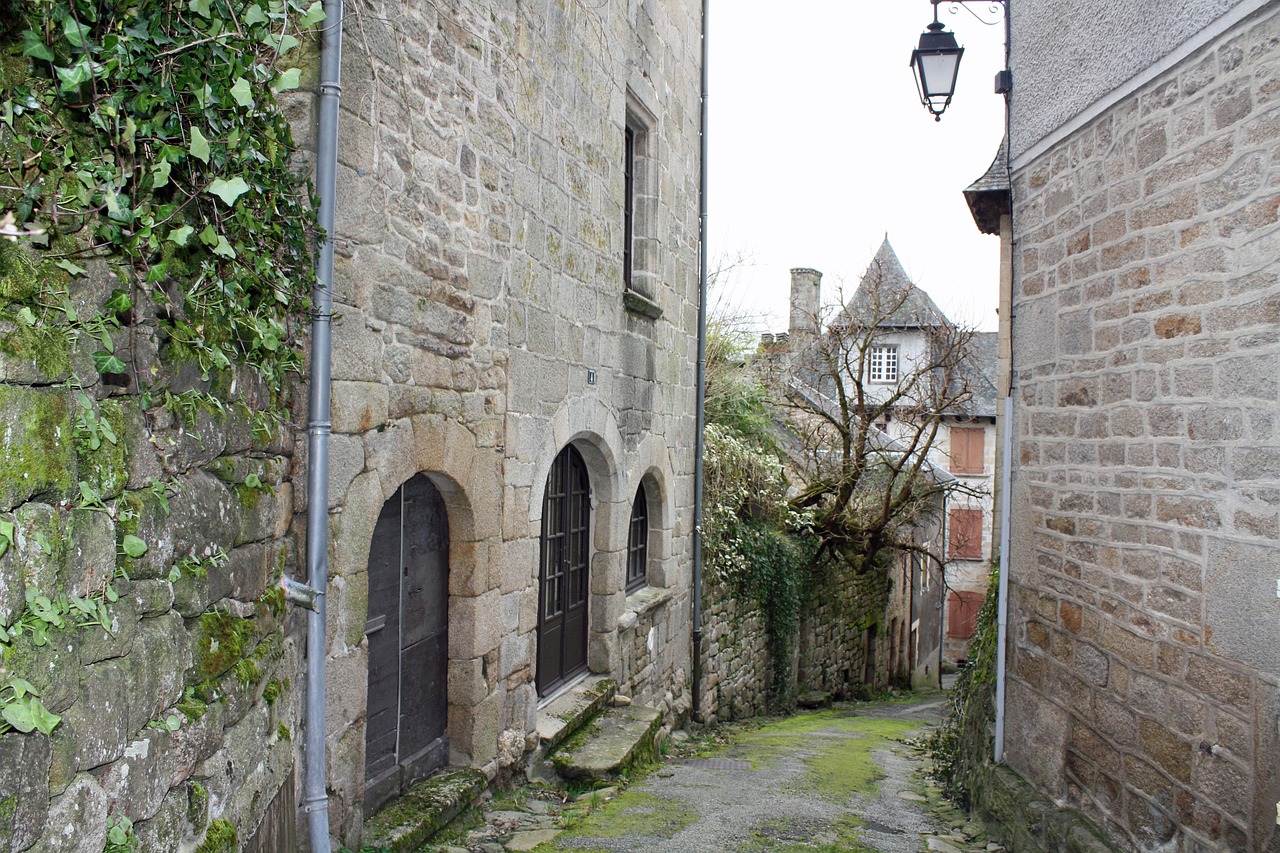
994,1,1014,766
304,1,343,850
691,0,709,724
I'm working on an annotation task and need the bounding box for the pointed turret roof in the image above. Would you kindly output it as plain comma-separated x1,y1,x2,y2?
831,237,947,330
964,140,1011,236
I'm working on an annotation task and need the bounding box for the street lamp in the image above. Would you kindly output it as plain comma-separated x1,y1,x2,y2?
910,0,1010,121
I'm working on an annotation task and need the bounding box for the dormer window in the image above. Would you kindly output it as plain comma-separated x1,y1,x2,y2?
869,345,898,383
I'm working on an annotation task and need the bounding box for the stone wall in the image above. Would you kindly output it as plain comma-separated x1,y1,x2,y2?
0,259,300,851
699,577,773,723
796,560,894,699
1005,5,1280,849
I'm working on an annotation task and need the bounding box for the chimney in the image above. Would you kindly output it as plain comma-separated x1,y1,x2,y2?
789,267,822,360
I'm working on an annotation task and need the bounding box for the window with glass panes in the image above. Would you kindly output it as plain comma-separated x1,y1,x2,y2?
869,345,898,383
626,487,648,592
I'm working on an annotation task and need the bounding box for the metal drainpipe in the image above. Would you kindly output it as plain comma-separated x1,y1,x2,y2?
994,2,1014,766
303,1,343,850
938,493,947,690
691,0,709,725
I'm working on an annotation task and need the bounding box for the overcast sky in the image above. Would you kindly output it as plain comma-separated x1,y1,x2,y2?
706,1,1008,332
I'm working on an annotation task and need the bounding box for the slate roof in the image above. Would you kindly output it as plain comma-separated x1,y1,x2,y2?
963,140,1011,236
831,238,948,330
826,237,1000,419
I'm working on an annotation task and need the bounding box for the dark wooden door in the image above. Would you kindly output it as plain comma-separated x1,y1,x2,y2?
365,475,449,813
537,446,591,696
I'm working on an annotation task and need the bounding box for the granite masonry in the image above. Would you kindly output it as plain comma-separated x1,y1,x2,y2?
1001,2,1280,850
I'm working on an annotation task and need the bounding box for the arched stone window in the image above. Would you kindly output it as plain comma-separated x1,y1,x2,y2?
626,485,649,593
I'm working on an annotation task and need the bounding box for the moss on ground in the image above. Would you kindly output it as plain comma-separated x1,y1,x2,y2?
541,789,697,849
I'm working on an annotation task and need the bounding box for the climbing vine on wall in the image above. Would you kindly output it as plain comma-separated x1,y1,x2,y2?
926,558,1000,807
0,0,324,735
1,0,323,399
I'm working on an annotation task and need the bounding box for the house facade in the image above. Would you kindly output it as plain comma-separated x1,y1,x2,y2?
311,0,704,844
994,1,1280,849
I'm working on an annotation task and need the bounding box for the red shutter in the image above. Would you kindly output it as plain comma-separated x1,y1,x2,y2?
947,591,985,639
950,427,984,474
949,508,983,559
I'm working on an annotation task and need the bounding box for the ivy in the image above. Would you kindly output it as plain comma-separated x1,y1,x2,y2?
1,0,322,404
925,558,1001,806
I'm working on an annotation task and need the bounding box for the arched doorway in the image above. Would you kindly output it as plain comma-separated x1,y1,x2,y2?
537,445,591,696
364,474,449,812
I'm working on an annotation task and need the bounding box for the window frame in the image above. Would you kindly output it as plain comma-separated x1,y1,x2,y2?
868,344,899,383
625,486,649,593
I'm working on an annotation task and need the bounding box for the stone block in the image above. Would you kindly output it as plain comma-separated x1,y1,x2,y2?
28,773,107,853
449,590,502,659
331,380,390,435
126,613,190,735
0,386,75,513
0,732,51,850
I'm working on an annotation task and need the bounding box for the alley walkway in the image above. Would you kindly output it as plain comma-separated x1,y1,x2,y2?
434,693,1001,853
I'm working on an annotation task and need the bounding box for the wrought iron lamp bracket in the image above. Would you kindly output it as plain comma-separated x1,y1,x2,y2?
932,0,1007,27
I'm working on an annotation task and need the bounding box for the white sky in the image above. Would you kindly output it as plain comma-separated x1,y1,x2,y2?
707,1,1008,333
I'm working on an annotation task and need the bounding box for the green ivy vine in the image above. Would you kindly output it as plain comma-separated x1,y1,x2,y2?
0,0,324,737
1,0,323,399
926,558,1000,806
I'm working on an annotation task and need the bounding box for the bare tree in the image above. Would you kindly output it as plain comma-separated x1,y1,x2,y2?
778,258,985,576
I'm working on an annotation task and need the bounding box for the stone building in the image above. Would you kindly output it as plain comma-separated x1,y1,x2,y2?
986,0,1280,849
308,0,704,844
790,246,1000,671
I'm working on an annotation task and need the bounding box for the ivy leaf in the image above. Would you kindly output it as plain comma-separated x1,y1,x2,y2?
122,535,149,558
0,519,12,559
105,583,119,602
189,0,212,18
273,68,301,91
55,259,86,277
21,31,55,62
230,78,253,107
93,351,128,375
299,1,327,27
28,698,60,735
208,177,250,207
168,225,194,246
151,158,171,189
62,16,88,49
211,235,237,258
164,714,181,731
15,307,36,326
8,678,37,699
189,128,210,164
55,59,94,94
265,33,299,55
2,700,35,733
244,4,267,26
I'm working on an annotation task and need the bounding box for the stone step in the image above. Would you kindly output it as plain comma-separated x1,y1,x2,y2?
534,675,617,754
550,703,662,782
362,768,487,852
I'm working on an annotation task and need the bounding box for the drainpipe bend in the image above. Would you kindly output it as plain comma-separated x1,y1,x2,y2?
304,1,343,850
691,0,709,725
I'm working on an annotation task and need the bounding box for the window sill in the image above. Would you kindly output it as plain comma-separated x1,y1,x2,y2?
623,289,663,320
618,585,673,630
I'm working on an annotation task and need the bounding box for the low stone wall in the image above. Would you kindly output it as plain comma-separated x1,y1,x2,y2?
972,764,1120,853
797,563,893,699
699,555,897,722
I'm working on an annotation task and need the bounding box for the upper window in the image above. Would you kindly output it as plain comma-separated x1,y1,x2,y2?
626,486,649,592
623,123,637,290
623,95,661,318
949,427,985,475
869,345,898,383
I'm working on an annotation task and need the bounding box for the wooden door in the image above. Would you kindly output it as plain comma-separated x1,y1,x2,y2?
364,475,449,813
537,446,591,696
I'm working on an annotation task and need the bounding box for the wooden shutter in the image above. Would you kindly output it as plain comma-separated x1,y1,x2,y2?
950,427,984,474
949,508,983,559
947,591,985,639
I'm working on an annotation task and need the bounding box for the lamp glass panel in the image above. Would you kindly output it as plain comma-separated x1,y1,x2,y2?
920,52,960,98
